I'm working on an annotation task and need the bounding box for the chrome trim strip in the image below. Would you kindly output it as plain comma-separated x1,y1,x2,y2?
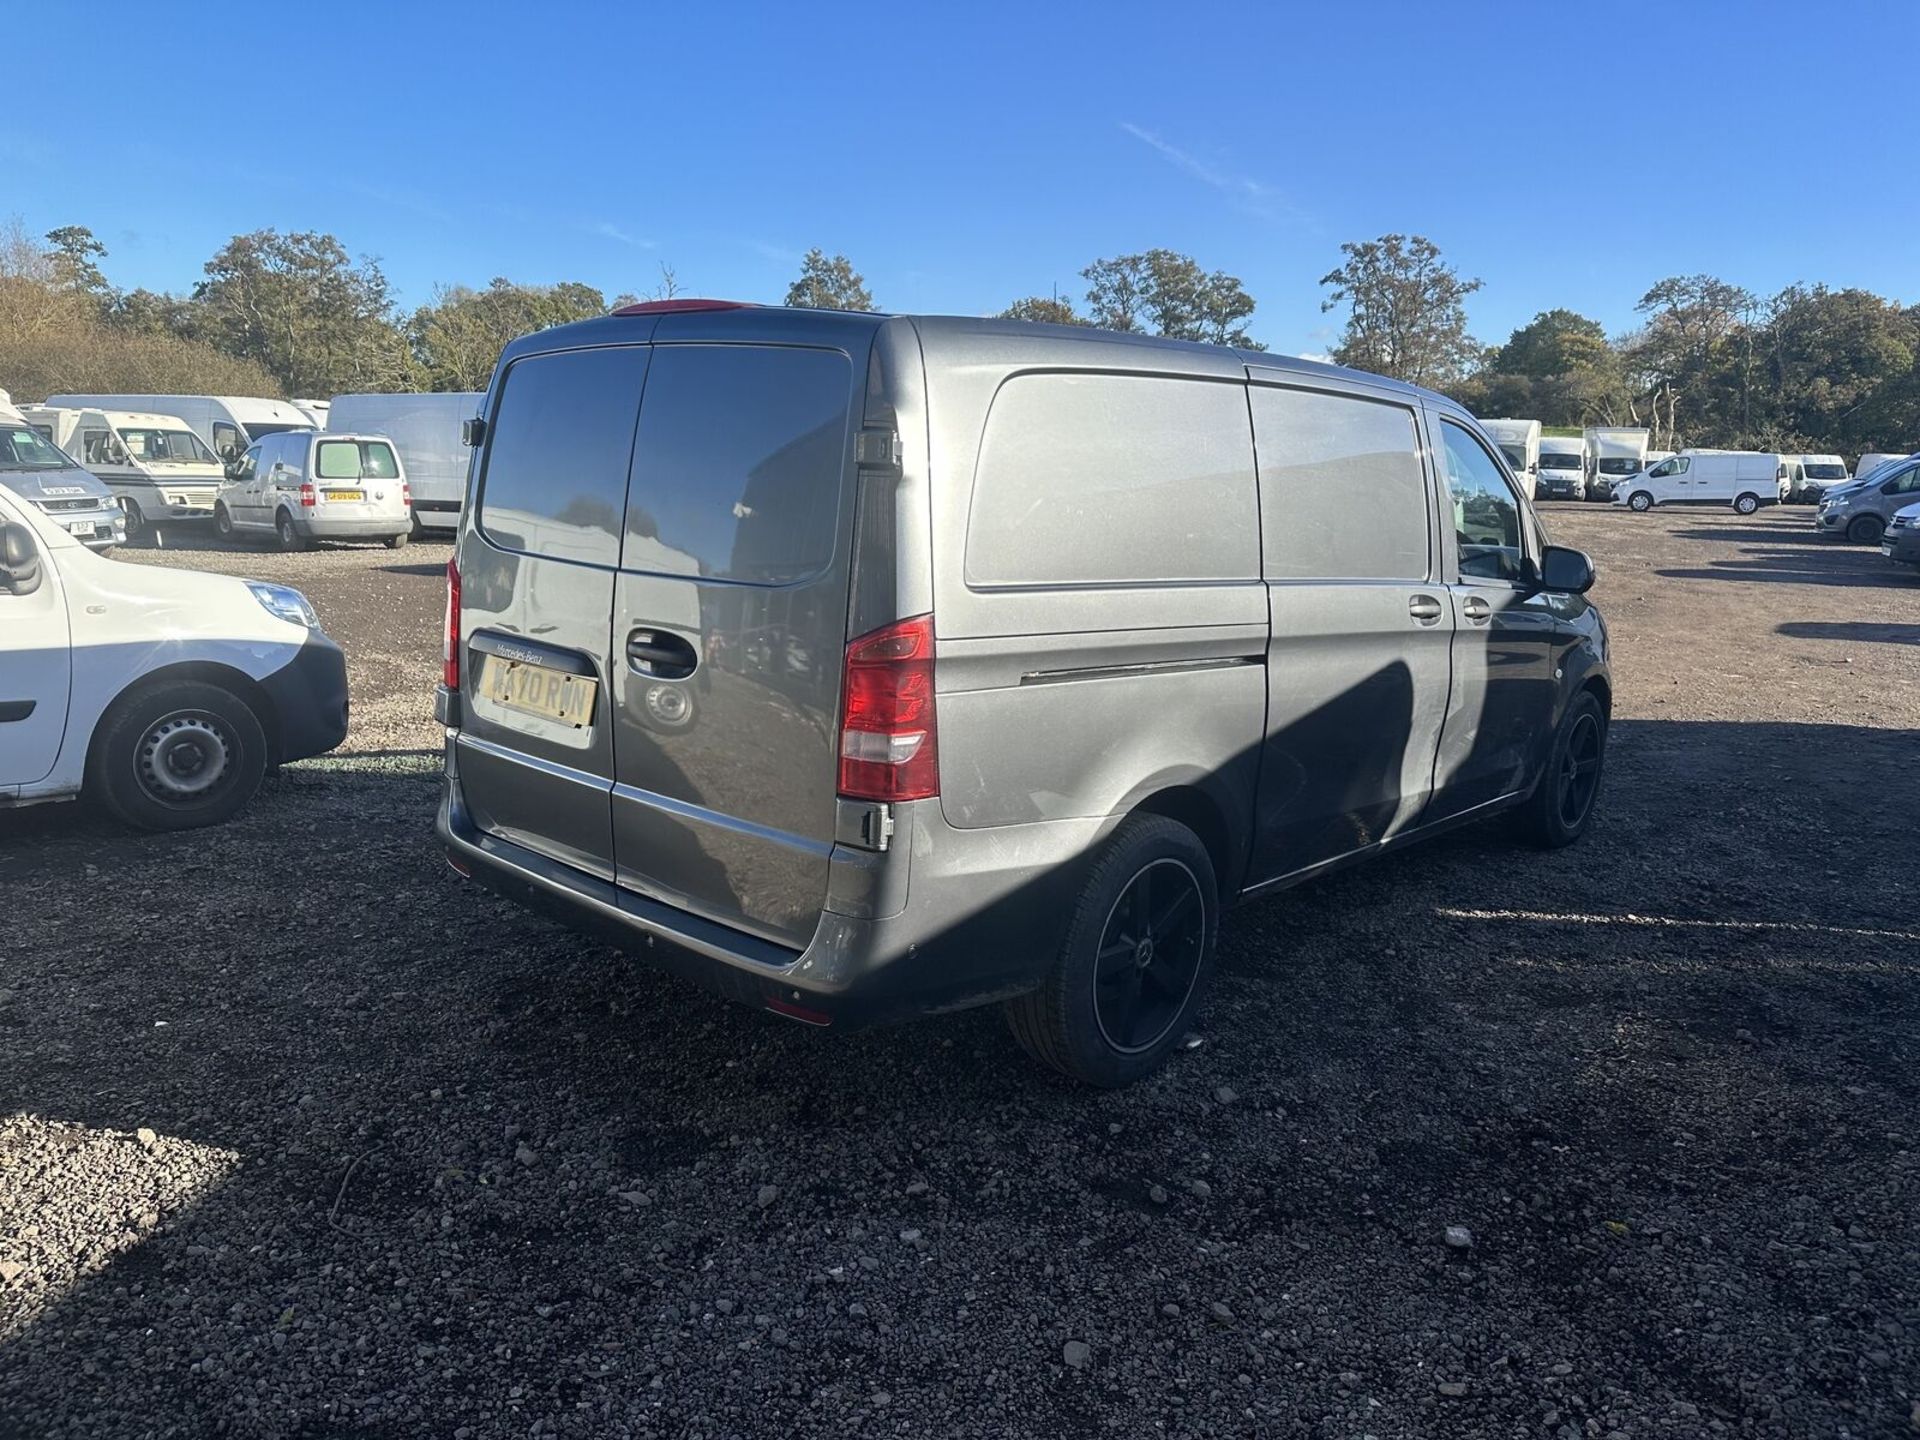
612,781,835,859
454,732,609,791
1019,654,1260,687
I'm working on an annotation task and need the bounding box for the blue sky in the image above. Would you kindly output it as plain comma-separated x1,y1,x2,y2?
7,0,1915,357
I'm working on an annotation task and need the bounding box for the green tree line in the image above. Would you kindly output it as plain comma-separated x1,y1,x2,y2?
5,218,1916,457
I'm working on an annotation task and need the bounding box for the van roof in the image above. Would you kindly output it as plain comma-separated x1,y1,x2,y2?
501,305,1454,409
25,405,198,429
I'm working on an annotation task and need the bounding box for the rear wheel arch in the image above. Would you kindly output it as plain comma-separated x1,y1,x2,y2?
1130,785,1238,898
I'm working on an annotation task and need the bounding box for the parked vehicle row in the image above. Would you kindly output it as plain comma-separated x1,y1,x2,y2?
1814,452,1920,546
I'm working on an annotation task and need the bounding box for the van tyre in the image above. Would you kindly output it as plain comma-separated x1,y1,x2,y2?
122,498,147,539
1627,491,1653,512
276,510,311,552
90,680,269,832
1847,514,1884,545
1005,814,1218,1088
213,503,234,539
1512,689,1607,849
1733,492,1760,516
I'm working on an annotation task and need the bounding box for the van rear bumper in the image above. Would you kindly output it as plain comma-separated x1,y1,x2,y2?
436,743,1096,1028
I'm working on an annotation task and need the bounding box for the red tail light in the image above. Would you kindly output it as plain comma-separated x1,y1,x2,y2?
837,614,938,802
401,481,413,506
443,558,461,690
298,482,316,508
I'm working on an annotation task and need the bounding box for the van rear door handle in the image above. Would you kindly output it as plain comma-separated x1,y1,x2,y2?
626,627,698,679
1408,594,1444,625
1460,594,1493,624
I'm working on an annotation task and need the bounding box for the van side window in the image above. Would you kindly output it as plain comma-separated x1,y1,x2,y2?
82,429,111,465
213,422,243,459
477,347,651,567
1887,466,1920,495
623,345,852,584
1440,422,1525,583
1650,456,1687,477
1250,385,1429,581
235,446,260,483
965,373,1258,588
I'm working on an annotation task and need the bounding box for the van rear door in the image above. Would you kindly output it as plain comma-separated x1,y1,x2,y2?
453,344,652,880
608,340,862,949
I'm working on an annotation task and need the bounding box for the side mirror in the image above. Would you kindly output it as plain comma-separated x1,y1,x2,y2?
0,521,42,596
461,417,486,448
1538,544,1595,594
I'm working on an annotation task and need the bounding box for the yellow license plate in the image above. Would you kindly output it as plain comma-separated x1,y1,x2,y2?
324,489,365,502
482,657,598,727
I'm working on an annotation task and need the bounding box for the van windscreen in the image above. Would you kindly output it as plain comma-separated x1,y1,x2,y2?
1541,452,1581,469
119,428,215,465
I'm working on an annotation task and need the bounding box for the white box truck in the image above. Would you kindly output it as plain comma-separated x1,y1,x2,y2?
324,392,482,536
1535,435,1588,500
1615,451,1788,514
45,394,314,468
1479,418,1540,498
1583,427,1650,502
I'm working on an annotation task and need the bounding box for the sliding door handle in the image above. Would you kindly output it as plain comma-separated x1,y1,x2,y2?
626,627,698,679
1460,594,1493,624
1408,594,1444,625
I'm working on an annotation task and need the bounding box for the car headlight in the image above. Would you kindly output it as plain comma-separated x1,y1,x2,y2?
246,581,321,629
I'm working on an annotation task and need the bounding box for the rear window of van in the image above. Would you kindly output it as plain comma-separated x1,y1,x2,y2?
478,347,651,567
316,440,399,481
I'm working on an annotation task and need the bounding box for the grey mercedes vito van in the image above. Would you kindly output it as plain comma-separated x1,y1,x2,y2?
436,301,1611,1085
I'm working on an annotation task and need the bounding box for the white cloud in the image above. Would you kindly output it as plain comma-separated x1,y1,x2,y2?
1118,123,1307,225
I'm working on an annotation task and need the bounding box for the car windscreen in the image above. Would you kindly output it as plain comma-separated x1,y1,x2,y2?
315,439,401,481
117,428,217,465
245,422,309,441
0,425,76,470
1597,457,1641,474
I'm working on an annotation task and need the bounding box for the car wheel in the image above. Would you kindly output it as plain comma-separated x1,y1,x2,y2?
1628,491,1653,512
1733,492,1760,515
1511,689,1607,849
89,680,269,832
1005,814,1218,1088
1847,514,1885,545
276,510,311,552
214,503,234,538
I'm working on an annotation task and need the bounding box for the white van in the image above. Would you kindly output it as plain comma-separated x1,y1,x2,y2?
325,392,481,535
1479,418,1540,497
290,398,331,428
1790,454,1846,503
1854,452,1910,482
218,431,412,550
1584,427,1650,502
1616,451,1788,514
44,394,314,468
0,484,348,829
21,406,227,536
1536,436,1588,500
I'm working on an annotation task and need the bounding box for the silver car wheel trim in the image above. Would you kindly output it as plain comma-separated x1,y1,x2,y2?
137,714,233,803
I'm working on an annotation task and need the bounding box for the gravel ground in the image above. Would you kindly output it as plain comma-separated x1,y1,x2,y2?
1,508,1916,1438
